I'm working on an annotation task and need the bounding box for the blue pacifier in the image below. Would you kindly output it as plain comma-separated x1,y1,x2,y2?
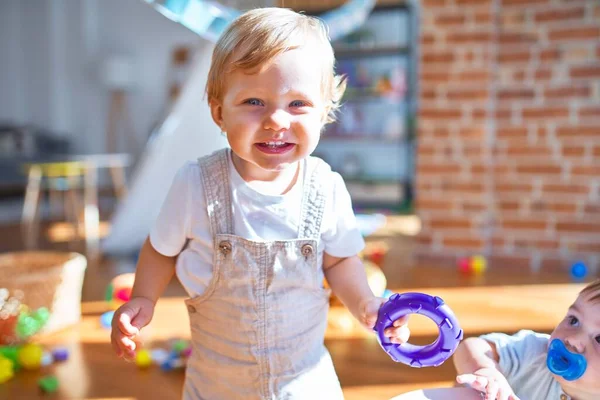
546,339,587,381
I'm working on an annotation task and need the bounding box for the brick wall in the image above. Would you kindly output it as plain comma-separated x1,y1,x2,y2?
417,0,600,272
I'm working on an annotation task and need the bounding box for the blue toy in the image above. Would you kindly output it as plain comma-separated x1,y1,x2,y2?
100,311,115,330
570,262,588,281
374,292,463,368
547,339,587,381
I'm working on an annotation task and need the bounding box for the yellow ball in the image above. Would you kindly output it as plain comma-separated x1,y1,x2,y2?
471,255,487,275
18,343,43,370
0,356,14,384
135,349,152,369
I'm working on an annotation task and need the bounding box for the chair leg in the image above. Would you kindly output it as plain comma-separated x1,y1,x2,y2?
22,166,42,249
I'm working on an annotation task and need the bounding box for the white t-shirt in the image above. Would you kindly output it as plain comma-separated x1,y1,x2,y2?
481,330,571,400
150,151,365,297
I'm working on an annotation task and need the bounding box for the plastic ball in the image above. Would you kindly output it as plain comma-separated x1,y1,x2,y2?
115,287,132,302
457,258,471,274
571,262,588,280
471,255,487,275
18,343,43,370
172,339,189,354
181,346,192,358
38,375,59,393
41,351,53,367
0,355,14,384
52,347,69,362
135,349,152,368
100,311,115,330
151,348,170,365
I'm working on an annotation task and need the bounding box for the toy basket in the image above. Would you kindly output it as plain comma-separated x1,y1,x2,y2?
0,251,87,344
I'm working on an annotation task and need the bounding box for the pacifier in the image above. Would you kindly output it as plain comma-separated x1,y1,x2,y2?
546,339,587,381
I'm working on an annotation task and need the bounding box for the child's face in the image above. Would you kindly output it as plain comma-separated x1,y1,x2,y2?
550,289,600,394
210,46,327,181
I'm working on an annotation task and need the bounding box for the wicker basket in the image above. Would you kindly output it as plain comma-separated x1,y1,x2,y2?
0,251,87,344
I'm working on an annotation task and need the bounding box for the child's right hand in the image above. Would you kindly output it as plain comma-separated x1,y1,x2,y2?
110,296,155,359
457,367,520,400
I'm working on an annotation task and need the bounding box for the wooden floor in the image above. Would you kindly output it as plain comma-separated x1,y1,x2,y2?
0,218,596,400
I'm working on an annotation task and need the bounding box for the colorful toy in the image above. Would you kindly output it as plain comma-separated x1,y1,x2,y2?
100,311,115,330
570,261,588,281
41,351,53,367
374,292,463,368
135,349,152,369
0,355,14,383
51,347,69,362
547,339,587,381
105,273,135,310
38,375,59,393
16,307,50,340
457,255,487,275
17,343,43,370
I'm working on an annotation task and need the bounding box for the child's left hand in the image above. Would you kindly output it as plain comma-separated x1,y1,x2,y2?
359,296,410,344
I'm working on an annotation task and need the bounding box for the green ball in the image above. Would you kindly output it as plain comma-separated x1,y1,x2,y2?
38,375,59,393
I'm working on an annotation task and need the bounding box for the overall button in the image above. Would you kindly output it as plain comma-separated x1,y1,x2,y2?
219,240,232,255
187,305,196,313
560,395,568,400
301,244,314,257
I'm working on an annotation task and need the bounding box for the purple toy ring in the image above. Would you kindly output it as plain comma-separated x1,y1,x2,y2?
374,292,463,368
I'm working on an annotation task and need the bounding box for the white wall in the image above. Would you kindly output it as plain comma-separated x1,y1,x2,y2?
0,0,201,153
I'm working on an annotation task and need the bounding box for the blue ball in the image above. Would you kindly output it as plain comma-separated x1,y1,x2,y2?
100,311,115,329
570,262,588,280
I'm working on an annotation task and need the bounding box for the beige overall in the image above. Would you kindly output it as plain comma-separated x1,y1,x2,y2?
183,149,344,400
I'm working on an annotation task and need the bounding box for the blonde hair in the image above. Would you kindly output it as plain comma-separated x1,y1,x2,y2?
205,8,346,124
581,279,600,302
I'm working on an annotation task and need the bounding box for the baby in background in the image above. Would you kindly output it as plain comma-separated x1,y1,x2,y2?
453,279,600,400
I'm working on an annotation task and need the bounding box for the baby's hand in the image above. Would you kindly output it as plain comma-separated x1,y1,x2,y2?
110,297,155,360
359,296,410,344
457,368,520,400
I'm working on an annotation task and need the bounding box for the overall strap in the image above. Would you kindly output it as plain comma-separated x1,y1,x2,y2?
298,157,331,239
197,148,234,236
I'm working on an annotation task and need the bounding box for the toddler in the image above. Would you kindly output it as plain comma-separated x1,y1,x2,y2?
111,8,409,400
453,279,600,400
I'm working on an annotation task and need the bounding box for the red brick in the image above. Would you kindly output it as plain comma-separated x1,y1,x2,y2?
458,127,486,139
420,71,450,83
441,181,485,192
502,219,547,230
457,70,490,82
545,85,590,99
499,32,539,45
516,164,562,174
429,218,472,229
497,126,528,138
419,108,462,119
539,48,561,62
556,222,600,233
549,27,600,42
422,88,437,100
534,69,553,81
455,0,491,4
416,198,453,211
579,106,600,118
461,201,486,212
570,65,600,79
513,239,560,250
447,31,492,44
435,13,466,26
498,50,531,63
503,0,548,5
495,183,533,193
505,145,552,157
522,107,569,119
494,109,513,120
474,11,492,24
572,166,600,176
572,243,600,253
447,89,489,101
594,146,600,157
498,201,520,211
422,0,450,7
443,237,485,249
584,204,600,214
421,51,456,64
416,234,433,246
417,164,462,174
543,183,589,194
488,255,532,270
561,143,587,155
534,7,585,23
421,33,436,46
530,200,577,213
556,126,600,138
498,88,535,100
